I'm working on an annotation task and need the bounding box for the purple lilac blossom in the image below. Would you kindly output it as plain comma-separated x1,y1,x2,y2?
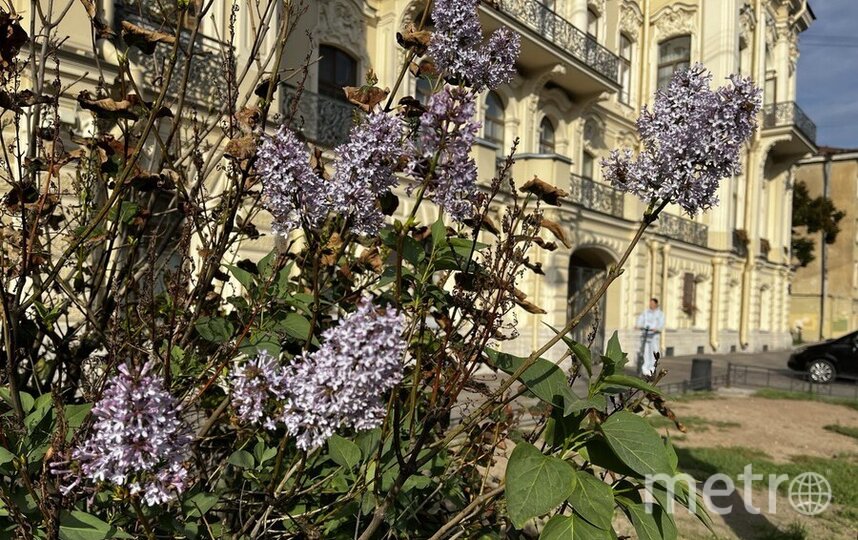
407,86,481,221
330,112,405,235
601,64,761,216
230,350,287,430
256,126,329,234
428,0,520,90
229,299,406,451
72,362,191,506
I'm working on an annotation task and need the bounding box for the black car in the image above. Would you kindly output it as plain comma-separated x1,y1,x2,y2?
788,330,858,383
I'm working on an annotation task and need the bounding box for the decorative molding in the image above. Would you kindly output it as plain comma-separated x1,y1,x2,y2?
615,129,637,151
587,0,606,16
654,4,696,39
318,0,366,58
619,2,643,41
788,28,799,73
764,12,778,51
583,115,605,149
738,3,756,47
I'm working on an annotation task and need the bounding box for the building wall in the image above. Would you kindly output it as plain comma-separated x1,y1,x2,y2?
8,0,816,360
791,153,858,341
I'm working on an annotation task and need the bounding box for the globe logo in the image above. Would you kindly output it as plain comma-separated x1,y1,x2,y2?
788,472,831,516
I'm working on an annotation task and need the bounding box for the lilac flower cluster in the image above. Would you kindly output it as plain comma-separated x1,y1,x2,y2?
256,126,329,234
229,350,287,430
601,64,761,215
331,112,405,235
230,298,406,451
408,86,481,221
72,362,191,506
257,113,404,236
428,0,520,91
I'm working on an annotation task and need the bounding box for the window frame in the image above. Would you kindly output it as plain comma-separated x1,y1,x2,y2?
656,35,691,89
581,150,595,180
538,116,556,154
618,33,633,104
484,91,506,149
318,44,358,101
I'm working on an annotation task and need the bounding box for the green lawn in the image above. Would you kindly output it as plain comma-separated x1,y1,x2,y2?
753,388,858,412
823,423,858,441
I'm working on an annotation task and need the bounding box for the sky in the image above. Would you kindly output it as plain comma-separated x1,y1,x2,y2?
796,0,858,149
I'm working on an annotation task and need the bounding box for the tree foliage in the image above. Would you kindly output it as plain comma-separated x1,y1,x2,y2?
791,180,845,266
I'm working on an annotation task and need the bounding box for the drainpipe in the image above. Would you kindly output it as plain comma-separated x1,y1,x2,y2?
660,243,671,352
820,153,831,339
710,258,722,351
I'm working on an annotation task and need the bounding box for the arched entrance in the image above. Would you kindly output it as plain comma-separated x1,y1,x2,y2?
568,247,615,355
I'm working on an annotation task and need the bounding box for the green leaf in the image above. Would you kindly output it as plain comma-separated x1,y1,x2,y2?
64,404,92,431
617,497,664,540
195,317,235,343
182,492,219,519
664,437,678,472
486,349,582,416
227,449,254,469
604,331,625,367
540,513,613,540
601,374,662,395
600,411,673,477
505,442,576,529
568,471,615,531
107,201,139,224
278,312,312,341
0,389,35,413
253,440,277,465
402,474,433,492
430,215,446,248
545,324,592,377
328,434,361,469
0,447,14,466
59,510,130,540
226,264,256,291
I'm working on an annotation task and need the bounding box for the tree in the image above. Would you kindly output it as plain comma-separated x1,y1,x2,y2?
791,180,845,267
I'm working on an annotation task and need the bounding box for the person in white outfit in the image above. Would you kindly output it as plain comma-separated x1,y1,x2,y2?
635,298,665,377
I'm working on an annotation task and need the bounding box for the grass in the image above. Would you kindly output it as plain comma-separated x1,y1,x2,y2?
666,390,719,403
754,521,808,540
823,423,858,441
753,388,858,412
675,445,858,519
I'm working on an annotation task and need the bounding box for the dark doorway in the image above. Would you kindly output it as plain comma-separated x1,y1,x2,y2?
568,249,612,356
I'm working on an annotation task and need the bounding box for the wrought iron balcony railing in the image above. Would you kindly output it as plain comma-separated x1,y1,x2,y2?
283,89,359,148
493,0,619,83
655,214,708,247
569,174,624,218
762,102,817,143
116,1,230,107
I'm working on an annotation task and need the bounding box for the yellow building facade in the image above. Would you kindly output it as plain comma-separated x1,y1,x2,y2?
791,149,858,341
11,0,817,358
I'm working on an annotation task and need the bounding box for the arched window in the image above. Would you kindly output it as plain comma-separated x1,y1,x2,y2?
484,92,505,149
319,45,357,100
619,34,633,103
539,117,556,154
581,151,595,180
657,35,691,89
587,9,599,41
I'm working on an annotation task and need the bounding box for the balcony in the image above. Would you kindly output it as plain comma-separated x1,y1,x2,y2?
568,174,624,219
282,89,358,148
479,0,620,96
116,1,230,107
762,102,818,158
653,214,708,247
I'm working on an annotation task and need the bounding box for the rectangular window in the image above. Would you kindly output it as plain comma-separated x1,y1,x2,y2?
582,152,594,180
657,36,691,89
682,273,696,316
619,35,632,103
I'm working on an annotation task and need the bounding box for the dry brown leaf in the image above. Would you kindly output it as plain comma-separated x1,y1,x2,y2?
463,214,500,236
77,91,139,120
224,135,257,161
356,247,384,273
121,21,176,54
540,218,571,248
396,22,432,55
409,61,438,79
254,75,281,98
343,85,389,113
398,96,426,118
321,233,344,266
520,176,568,206
0,9,28,84
514,296,547,314
77,0,115,39
235,106,261,133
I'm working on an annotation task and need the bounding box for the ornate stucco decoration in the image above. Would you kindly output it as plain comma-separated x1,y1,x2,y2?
318,0,366,59
583,115,605,150
587,0,606,16
764,11,778,51
738,3,756,47
654,3,696,39
788,28,799,74
619,0,643,41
